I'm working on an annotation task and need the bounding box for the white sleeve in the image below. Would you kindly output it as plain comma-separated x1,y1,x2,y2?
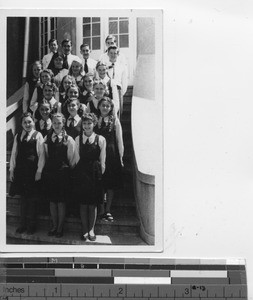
86,102,91,113
115,118,124,159
98,135,106,174
80,103,87,114
36,132,46,173
74,136,81,163
42,55,47,69
57,102,62,113
43,136,48,158
121,64,128,96
9,135,18,172
22,82,30,112
29,88,38,112
67,136,79,168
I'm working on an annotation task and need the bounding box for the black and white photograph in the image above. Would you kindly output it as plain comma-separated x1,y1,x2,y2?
4,9,163,252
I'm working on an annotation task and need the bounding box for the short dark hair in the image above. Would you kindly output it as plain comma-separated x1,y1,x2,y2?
82,113,98,125
48,38,58,46
61,39,72,46
40,69,54,82
43,82,58,93
53,53,64,61
66,84,80,97
20,112,34,122
80,43,90,51
38,99,52,110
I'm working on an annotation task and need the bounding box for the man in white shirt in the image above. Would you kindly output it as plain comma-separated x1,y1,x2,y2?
61,39,80,70
99,35,128,70
107,45,128,116
80,43,97,75
42,39,59,69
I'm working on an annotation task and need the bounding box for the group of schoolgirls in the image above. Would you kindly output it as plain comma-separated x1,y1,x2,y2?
9,36,126,242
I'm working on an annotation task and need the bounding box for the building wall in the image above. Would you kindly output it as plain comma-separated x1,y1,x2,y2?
7,17,25,98
137,17,155,56
57,18,77,55
134,17,155,100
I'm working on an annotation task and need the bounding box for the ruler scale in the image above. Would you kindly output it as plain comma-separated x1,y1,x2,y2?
0,257,247,299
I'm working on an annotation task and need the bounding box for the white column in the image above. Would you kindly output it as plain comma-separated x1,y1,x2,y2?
76,17,83,59
129,15,137,85
48,17,51,40
22,17,30,79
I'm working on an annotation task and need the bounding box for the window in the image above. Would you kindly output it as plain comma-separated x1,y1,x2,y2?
40,17,57,58
40,18,48,58
82,17,101,50
109,17,129,48
50,17,57,40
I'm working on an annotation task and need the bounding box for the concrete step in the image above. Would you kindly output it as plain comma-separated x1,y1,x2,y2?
6,198,145,245
7,211,140,236
7,195,137,227
7,224,147,245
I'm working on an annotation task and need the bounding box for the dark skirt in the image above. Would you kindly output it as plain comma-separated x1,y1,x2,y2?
72,161,103,205
42,165,71,203
9,165,38,197
102,140,123,190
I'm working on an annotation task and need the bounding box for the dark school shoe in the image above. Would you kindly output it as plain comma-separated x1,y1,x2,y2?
47,229,57,236
15,226,27,234
80,233,89,241
55,230,63,238
26,226,36,235
88,234,96,242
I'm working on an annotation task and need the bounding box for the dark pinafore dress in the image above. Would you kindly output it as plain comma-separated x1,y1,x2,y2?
42,133,70,203
73,134,103,205
88,100,100,118
65,119,82,140
35,120,53,138
95,118,123,190
9,131,39,197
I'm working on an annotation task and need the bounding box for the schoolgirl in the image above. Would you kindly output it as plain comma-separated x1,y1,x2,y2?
33,82,61,120
29,69,54,112
61,84,86,119
79,73,94,106
65,98,83,140
22,61,42,113
74,113,106,241
86,80,107,118
68,58,84,87
35,100,53,137
51,54,69,89
94,61,110,89
95,97,124,222
43,113,77,238
58,75,76,105
9,112,45,234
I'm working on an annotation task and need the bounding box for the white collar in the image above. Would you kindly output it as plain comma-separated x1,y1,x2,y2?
82,132,95,142
40,118,51,124
68,114,80,121
22,129,35,136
